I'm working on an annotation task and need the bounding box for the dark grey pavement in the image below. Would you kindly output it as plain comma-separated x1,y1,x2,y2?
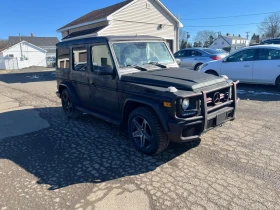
0,69,279,210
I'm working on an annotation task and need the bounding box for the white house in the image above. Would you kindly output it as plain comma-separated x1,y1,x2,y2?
210,35,250,52
8,35,59,58
0,41,47,70
57,0,183,52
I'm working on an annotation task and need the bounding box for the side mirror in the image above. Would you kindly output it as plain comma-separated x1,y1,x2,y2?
96,66,113,75
175,59,181,65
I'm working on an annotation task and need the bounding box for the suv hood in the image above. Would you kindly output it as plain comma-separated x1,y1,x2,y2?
121,68,227,91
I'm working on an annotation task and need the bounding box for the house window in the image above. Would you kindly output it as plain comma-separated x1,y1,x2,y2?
232,40,236,44
57,47,70,69
73,46,87,71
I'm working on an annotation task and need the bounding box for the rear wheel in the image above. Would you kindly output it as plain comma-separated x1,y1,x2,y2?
61,89,81,119
128,107,169,155
276,76,280,90
205,70,219,76
194,63,203,71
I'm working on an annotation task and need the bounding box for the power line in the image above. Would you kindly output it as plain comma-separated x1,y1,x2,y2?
183,22,262,28
180,11,280,20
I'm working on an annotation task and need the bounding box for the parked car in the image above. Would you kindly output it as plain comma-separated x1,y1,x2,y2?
260,38,280,45
174,48,228,70
56,36,239,155
46,57,56,67
199,45,280,90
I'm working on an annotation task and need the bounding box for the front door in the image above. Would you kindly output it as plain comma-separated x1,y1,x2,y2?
88,44,120,118
220,48,257,82
71,45,90,106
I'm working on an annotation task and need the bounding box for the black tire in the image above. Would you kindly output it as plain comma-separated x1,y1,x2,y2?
194,63,203,71
128,107,169,155
276,76,280,90
61,89,81,119
205,70,219,76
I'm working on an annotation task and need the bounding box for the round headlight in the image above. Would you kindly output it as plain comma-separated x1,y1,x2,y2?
182,99,190,110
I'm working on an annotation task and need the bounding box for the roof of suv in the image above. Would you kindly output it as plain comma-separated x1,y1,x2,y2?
57,36,165,47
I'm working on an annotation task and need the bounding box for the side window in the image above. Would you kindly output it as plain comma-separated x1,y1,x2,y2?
227,49,256,62
190,50,202,56
91,45,113,71
258,48,280,60
57,48,70,69
73,46,87,71
174,51,186,57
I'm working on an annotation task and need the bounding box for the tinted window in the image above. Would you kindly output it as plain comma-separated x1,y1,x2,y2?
57,48,70,69
258,48,280,60
91,45,113,71
190,50,202,56
174,50,187,57
73,46,87,71
227,49,256,62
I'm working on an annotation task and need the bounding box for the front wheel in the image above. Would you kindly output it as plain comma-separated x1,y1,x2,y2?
128,107,169,155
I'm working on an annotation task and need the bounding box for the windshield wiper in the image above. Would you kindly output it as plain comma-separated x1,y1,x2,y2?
126,65,148,71
147,62,167,68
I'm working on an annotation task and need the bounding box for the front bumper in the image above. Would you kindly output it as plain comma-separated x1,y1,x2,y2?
167,81,239,143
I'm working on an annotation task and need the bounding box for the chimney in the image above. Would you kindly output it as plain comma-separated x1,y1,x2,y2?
226,33,230,36
31,33,34,37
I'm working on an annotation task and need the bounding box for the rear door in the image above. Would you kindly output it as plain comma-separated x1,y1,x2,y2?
220,49,257,82
253,48,280,84
71,45,90,106
182,50,203,69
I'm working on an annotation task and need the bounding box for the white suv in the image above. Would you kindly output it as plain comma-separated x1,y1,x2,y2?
199,45,280,90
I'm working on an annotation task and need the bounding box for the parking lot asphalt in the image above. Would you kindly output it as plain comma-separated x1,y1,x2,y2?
0,69,279,210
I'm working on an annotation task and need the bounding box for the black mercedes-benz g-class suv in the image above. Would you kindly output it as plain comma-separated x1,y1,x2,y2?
56,36,239,155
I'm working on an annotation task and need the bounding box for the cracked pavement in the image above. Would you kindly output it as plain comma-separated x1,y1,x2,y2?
0,68,280,210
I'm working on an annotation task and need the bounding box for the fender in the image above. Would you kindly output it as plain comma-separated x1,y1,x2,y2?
59,82,81,105
123,96,170,132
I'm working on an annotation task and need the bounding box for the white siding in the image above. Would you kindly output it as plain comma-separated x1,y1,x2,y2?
99,0,178,51
209,37,230,49
2,42,46,69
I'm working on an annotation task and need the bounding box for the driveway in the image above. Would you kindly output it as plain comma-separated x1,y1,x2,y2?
0,69,279,210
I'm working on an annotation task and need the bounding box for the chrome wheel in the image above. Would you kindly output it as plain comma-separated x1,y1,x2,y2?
61,91,73,116
131,116,153,149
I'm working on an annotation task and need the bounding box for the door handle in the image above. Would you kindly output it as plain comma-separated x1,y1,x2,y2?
243,65,250,67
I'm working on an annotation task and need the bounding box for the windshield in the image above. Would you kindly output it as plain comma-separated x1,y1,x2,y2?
112,42,174,68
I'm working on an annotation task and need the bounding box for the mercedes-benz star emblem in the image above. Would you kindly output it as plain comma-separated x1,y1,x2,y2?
212,92,221,105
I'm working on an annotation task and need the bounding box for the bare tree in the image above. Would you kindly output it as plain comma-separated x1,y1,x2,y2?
0,40,9,50
194,30,217,47
259,12,280,38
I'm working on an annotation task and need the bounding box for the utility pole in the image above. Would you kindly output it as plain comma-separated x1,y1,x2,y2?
186,32,189,46
245,32,250,40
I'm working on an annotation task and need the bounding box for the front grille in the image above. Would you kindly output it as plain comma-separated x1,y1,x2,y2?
206,87,231,109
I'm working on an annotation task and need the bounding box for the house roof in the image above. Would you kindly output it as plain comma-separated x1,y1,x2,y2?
58,0,134,31
58,0,183,32
8,36,59,47
223,35,247,40
62,26,107,40
0,41,47,53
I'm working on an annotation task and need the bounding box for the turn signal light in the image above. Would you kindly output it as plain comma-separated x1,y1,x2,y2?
163,102,172,108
